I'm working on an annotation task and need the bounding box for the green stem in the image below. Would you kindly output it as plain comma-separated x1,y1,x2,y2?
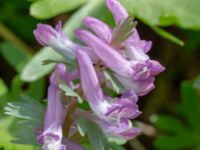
0,23,34,54
63,97,77,137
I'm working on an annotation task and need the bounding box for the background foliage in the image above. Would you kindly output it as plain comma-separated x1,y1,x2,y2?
0,0,200,149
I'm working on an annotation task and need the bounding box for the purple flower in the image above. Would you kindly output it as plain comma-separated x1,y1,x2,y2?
50,63,80,89
34,21,98,62
76,49,141,140
37,64,85,150
74,0,165,96
34,21,76,59
37,84,66,150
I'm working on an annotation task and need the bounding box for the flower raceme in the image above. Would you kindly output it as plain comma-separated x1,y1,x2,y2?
75,0,165,96
33,0,165,149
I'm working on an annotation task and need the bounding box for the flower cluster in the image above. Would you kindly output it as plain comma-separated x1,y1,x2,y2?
33,0,165,149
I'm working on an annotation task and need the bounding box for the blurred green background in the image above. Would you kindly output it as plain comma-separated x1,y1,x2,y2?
0,0,200,150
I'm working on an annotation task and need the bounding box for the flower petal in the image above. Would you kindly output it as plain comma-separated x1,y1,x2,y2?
83,16,112,43
105,0,128,25
105,97,141,119
76,49,104,106
50,63,79,89
147,60,165,76
121,90,138,102
98,118,141,140
125,44,149,62
115,75,155,96
44,85,65,130
141,40,152,53
38,122,63,149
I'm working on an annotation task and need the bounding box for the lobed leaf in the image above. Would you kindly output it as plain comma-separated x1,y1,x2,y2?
78,117,107,150
103,70,125,94
59,83,83,103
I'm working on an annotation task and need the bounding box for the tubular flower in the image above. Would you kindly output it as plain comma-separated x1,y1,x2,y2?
33,21,98,61
34,21,76,59
37,64,85,150
74,0,165,96
76,49,141,139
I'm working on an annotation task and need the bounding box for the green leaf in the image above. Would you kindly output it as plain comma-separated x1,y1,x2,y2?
150,26,184,46
178,81,200,131
30,0,88,19
107,136,126,145
3,95,43,145
7,75,45,101
9,75,24,101
78,117,107,150
10,120,39,145
120,0,200,30
21,48,62,81
25,78,46,100
0,79,8,97
152,80,200,150
103,70,125,94
105,143,125,150
155,135,194,150
4,95,44,125
150,115,188,134
59,83,83,103
0,117,37,150
195,144,200,150
0,42,31,72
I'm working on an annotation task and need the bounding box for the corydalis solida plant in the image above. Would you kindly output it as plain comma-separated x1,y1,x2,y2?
33,0,165,149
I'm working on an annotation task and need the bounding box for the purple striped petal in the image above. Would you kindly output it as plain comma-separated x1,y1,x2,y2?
76,49,104,106
105,0,128,26
76,45,99,62
83,16,112,43
105,97,141,119
147,60,166,76
115,75,155,96
121,90,138,102
98,118,141,140
119,127,141,140
44,85,65,130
